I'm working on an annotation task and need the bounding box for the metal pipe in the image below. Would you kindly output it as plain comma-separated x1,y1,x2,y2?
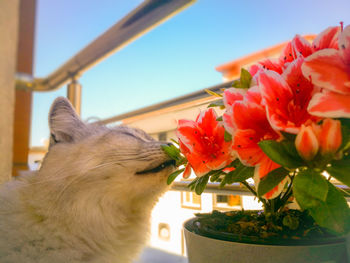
16,0,196,92
67,79,82,116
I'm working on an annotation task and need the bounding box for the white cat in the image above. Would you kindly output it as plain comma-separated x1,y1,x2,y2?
0,97,175,263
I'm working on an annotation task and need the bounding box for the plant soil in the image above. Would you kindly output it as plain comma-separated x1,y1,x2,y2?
191,210,342,245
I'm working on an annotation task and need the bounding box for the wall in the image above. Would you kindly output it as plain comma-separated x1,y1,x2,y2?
0,0,19,183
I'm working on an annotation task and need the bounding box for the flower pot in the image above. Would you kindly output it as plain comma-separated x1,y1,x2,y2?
184,218,349,263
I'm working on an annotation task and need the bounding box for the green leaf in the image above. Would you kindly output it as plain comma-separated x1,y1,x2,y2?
326,155,350,188
280,131,297,141
162,144,180,161
188,177,199,190
167,168,185,185
205,89,222,97
240,68,252,89
258,140,304,168
195,175,209,195
216,116,223,122
224,131,232,142
257,167,290,196
209,170,223,182
208,100,224,108
308,181,350,234
340,122,350,151
293,169,329,208
226,164,254,184
231,69,252,89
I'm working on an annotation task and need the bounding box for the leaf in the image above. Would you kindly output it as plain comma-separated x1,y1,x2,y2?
209,170,223,182
167,168,185,185
257,167,290,196
195,175,209,195
226,164,254,184
307,181,350,234
340,122,350,151
188,177,199,190
280,131,297,141
258,140,304,168
240,68,253,89
170,139,179,145
326,155,350,188
293,169,329,208
205,89,222,97
224,131,232,142
216,116,223,122
208,100,224,108
162,144,181,161
231,69,252,90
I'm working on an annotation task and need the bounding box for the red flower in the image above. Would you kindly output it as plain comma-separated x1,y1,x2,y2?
302,25,350,118
223,87,283,199
177,108,234,177
259,57,317,134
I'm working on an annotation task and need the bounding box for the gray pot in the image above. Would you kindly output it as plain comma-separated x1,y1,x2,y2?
184,218,349,263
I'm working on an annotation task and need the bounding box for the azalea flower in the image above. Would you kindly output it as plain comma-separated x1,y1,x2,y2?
177,108,234,177
302,25,350,118
259,57,317,134
223,87,284,199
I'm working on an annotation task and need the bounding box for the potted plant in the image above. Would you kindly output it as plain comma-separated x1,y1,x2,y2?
163,23,350,263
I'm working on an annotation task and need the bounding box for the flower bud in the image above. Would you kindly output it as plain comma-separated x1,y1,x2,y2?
182,164,192,179
295,125,319,160
319,119,342,155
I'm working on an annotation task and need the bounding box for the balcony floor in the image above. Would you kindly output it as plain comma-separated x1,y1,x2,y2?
134,247,188,263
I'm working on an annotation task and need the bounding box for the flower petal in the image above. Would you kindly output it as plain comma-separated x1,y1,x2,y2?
302,49,350,95
223,88,245,108
233,129,266,166
259,59,283,74
308,90,350,118
196,108,218,136
253,157,285,199
312,26,340,51
183,164,192,179
292,34,313,58
339,25,350,65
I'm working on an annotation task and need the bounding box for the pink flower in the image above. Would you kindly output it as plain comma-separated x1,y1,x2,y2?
177,108,234,177
259,57,318,134
302,25,350,118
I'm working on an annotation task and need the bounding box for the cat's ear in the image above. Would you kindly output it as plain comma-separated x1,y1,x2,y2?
49,97,87,146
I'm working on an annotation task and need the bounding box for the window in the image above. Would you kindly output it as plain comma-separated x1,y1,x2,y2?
213,194,242,211
181,191,201,210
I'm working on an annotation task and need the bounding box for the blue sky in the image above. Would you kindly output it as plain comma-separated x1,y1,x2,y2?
31,0,350,146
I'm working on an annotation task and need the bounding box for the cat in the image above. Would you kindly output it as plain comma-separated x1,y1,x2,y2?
0,97,175,263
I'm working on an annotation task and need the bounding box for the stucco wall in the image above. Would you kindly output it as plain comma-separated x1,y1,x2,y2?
0,1,19,183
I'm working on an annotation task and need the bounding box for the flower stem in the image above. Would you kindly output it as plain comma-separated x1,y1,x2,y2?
241,181,267,207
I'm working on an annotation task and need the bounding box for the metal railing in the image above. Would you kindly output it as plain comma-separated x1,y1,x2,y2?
16,0,196,113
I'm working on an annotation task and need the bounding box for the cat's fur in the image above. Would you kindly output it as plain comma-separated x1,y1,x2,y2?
0,97,175,263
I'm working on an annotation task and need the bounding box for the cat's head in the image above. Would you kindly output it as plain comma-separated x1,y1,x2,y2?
39,97,175,205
